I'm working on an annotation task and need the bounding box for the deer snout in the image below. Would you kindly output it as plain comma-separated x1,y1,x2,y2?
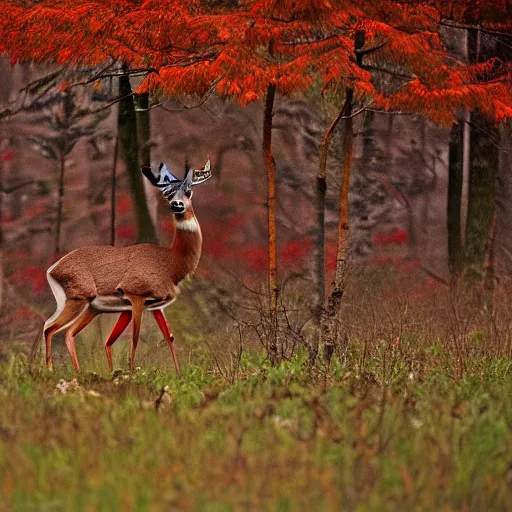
170,200,185,214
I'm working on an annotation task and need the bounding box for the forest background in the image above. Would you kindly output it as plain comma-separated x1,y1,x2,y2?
1,1,512,510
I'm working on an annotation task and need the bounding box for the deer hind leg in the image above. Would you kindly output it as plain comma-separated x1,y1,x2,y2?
126,295,145,371
105,311,132,373
152,310,180,376
64,308,99,371
43,299,88,370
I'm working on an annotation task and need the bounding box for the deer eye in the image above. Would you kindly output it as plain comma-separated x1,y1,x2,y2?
185,190,192,198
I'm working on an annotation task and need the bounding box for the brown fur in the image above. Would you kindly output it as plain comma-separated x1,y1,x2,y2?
45,179,205,372
49,213,202,302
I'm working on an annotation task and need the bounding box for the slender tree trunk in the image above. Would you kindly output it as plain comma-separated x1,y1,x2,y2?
135,93,150,166
263,82,278,364
321,88,354,362
135,92,158,228
0,138,4,310
55,153,65,255
333,91,354,297
464,112,499,278
463,29,499,279
483,209,497,309
118,72,156,244
495,121,512,283
447,120,463,284
111,134,119,246
319,30,364,364
461,111,470,251
311,106,346,363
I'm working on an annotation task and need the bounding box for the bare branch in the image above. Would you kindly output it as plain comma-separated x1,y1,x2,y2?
439,19,512,39
1,179,34,194
356,41,388,57
340,100,375,119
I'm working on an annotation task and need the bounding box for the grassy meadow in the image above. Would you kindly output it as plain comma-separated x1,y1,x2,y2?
2,270,512,511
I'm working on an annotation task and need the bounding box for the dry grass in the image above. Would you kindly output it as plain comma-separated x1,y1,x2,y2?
1,267,512,510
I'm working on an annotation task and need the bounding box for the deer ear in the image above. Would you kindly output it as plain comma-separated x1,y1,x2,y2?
191,157,212,186
141,165,159,186
156,163,181,187
141,163,181,188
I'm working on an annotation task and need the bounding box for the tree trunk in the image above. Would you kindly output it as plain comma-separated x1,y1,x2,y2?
0,138,4,310
263,82,278,364
311,106,347,363
55,153,65,255
447,120,463,284
135,93,151,166
495,121,512,283
135,92,158,228
118,73,156,244
483,209,497,309
321,88,354,362
111,134,119,246
462,28,499,281
464,112,499,278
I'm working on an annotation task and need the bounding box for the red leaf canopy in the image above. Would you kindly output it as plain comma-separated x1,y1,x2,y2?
1,0,511,124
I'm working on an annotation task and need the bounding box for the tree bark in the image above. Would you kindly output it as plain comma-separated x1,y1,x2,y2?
311,106,347,362
321,88,354,362
463,29,499,279
483,209,497,309
118,73,156,244
111,134,119,246
263,82,278,364
460,31,471,251
495,121,512,282
464,112,499,278
0,137,4,310
55,153,65,255
135,93,151,166
447,120,463,284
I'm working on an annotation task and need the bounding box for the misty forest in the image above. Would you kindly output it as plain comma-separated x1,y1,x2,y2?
1,1,512,510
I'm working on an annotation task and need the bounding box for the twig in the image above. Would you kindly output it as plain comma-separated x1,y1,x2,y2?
419,265,450,287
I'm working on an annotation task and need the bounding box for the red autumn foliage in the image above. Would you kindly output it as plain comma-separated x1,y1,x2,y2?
0,1,510,125
9,265,47,295
10,305,40,323
369,256,403,266
158,219,175,238
115,194,133,215
1,0,511,303
281,238,313,265
116,224,136,241
23,204,46,219
373,230,409,246
0,149,15,162
239,244,268,272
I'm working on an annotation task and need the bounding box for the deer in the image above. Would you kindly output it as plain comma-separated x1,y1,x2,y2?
43,158,212,375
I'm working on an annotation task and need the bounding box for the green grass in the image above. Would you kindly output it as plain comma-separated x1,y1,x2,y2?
1,341,512,512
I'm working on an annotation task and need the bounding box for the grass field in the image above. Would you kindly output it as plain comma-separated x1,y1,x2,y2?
2,334,512,511
2,270,512,511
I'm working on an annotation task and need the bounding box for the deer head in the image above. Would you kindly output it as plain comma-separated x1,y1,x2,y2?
141,158,212,215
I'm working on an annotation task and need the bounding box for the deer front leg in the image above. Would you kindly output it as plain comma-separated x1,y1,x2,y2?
152,310,180,376
105,311,132,373
64,308,98,370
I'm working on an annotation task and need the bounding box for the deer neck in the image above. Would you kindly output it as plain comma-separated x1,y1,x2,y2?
170,208,202,284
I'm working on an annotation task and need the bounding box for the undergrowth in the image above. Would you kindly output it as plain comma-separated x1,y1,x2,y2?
3,269,512,510
1,340,512,511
